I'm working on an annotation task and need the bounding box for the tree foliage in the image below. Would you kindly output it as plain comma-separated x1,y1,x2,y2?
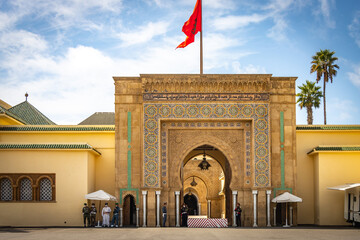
297,80,323,125
310,49,339,125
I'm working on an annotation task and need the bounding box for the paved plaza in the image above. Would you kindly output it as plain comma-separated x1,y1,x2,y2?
0,227,359,240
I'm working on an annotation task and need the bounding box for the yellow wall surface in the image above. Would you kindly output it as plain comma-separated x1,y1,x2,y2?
0,116,23,125
296,129,360,225
0,150,92,226
0,128,115,193
0,126,115,226
316,152,360,225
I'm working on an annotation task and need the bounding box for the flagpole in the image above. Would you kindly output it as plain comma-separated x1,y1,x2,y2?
200,0,203,75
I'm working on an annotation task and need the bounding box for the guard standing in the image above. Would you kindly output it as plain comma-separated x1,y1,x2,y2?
181,203,189,227
234,202,242,227
111,203,120,227
162,202,167,227
90,203,97,227
82,203,91,227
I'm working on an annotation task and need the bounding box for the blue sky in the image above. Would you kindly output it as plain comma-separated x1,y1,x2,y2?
0,0,360,125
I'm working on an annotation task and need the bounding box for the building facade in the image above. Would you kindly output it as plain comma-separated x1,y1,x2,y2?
1,74,359,227
114,74,297,227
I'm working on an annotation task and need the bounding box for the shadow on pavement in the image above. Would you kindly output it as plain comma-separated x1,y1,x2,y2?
0,228,30,233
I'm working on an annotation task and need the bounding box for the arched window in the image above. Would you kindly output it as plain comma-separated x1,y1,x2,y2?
20,178,32,201
0,178,13,201
39,178,52,201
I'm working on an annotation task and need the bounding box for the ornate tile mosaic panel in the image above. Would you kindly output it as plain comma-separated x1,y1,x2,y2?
144,103,270,188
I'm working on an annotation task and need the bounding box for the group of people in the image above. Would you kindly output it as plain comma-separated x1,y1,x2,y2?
161,202,189,227
82,202,242,228
162,202,190,227
161,202,190,227
82,202,120,227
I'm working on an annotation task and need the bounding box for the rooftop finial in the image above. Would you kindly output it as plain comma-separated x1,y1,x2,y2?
25,92,28,101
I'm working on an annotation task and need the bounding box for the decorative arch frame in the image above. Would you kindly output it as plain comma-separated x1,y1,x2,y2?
123,193,136,204
37,176,55,201
16,175,34,187
17,176,34,201
183,175,209,198
143,103,270,188
183,152,225,171
174,140,237,189
122,194,136,226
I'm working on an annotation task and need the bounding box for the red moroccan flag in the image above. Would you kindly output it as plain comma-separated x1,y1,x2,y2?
176,0,202,49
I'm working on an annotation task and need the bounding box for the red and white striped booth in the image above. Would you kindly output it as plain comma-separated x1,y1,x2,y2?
188,217,228,228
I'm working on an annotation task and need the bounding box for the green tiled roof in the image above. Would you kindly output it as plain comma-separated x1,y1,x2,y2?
0,126,115,132
79,112,115,125
297,125,360,130
7,101,56,125
0,106,27,124
307,146,360,154
0,143,101,155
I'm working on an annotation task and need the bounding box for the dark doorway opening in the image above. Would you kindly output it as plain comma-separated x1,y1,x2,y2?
184,194,198,215
276,203,286,226
123,195,136,226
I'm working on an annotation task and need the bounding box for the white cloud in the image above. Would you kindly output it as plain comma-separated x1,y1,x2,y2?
212,14,268,30
211,0,299,41
0,30,48,54
264,0,294,12
117,21,170,46
205,0,236,10
329,98,358,122
232,62,266,74
0,45,118,124
267,15,288,41
150,0,166,7
0,12,18,31
3,0,124,32
0,28,258,124
0,30,49,81
315,0,336,28
347,64,360,88
349,11,360,48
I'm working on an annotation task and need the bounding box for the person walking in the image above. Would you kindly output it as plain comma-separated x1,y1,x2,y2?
234,203,242,227
162,202,167,227
82,203,91,227
181,203,189,227
102,203,111,227
111,203,120,227
90,203,97,227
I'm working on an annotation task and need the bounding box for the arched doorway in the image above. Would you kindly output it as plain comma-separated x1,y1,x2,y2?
123,195,136,226
184,193,198,215
181,144,230,219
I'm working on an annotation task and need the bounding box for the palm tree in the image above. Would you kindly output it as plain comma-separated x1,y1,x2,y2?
310,49,339,125
296,80,323,125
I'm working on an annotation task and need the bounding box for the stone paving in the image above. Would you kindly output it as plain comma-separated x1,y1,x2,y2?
0,227,360,240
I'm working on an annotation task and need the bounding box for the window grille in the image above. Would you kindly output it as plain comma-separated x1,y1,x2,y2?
1,178,13,201
39,178,52,201
20,178,32,201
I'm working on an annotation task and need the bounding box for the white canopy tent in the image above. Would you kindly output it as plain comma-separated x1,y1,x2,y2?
272,192,302,227
85,190,117,201
85,190,117,227
328,183,360,191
